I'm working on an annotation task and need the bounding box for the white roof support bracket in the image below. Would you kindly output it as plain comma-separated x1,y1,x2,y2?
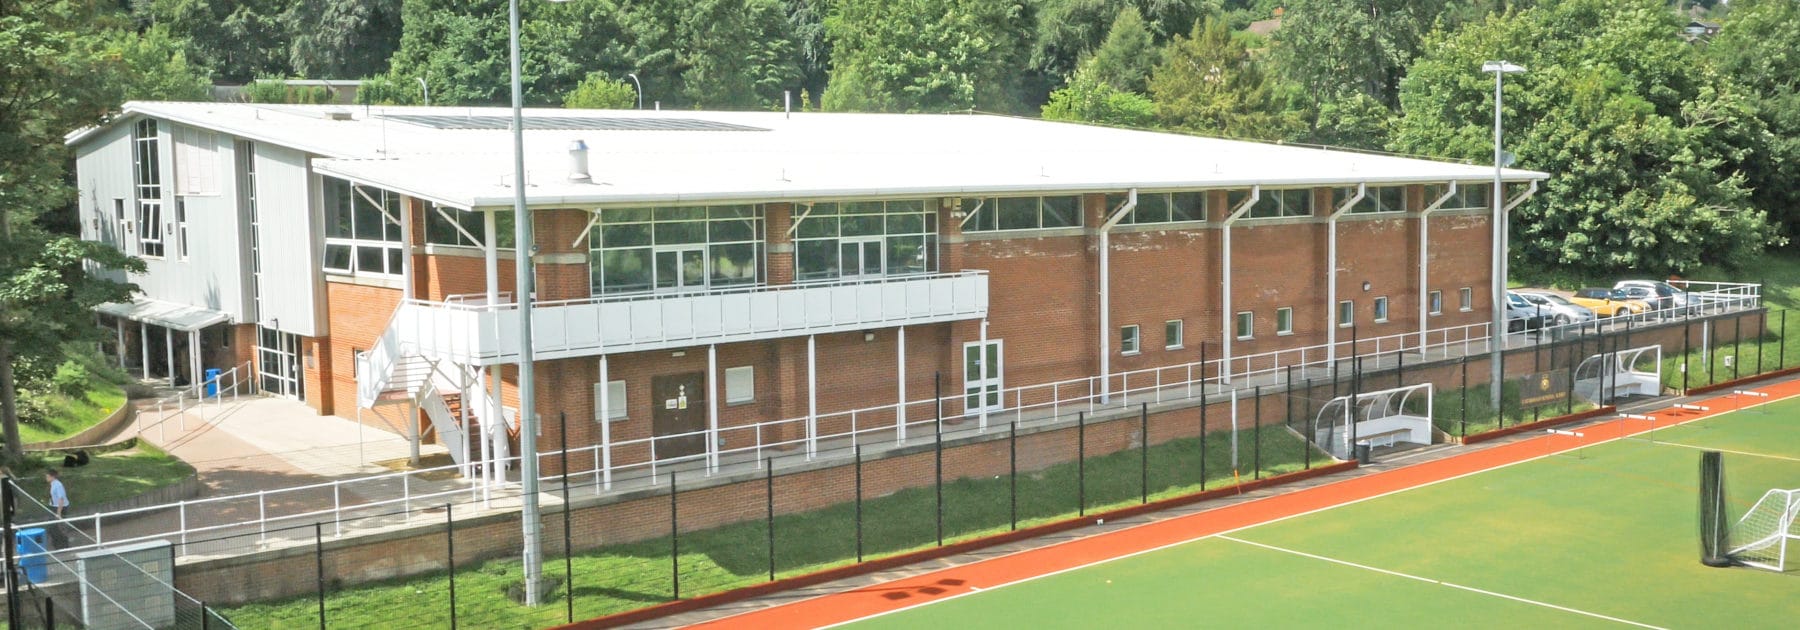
356,185,404,227
786,202,818,237
1222,185,1261,226
1331,182,1368,219
1422,181,1457,215
1101,189,1138,231
958,198,986,230
434,204,486,248
570,209,603,249
1502,180,1539,213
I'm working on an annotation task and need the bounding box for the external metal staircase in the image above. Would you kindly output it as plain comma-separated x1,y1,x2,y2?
356,303,514,474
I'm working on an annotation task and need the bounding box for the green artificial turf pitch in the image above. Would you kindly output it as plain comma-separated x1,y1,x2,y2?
854,401,1800,629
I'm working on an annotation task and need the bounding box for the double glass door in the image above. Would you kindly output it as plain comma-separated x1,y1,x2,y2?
840,237,884,279
654,246,707,292
963,340,1003,413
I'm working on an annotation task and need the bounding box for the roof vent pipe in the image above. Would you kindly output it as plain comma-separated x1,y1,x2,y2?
568,139,591,183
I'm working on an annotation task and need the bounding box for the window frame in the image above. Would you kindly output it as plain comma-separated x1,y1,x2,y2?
1106,191,1210,225
589,204,766,295
1276,307,1294,336
792,200,936,282
1459,287,1474,312
1164,319,1184,349
1235,311,1254,340
321,176,406,277
1120,325,1140,355
132,119,165,259
1245,188,1313,219
1429,290,1443,315
962,195,1085,232
1373,296,1390,323
725,366,755,404
1338,300,1355,328
595,380,628,421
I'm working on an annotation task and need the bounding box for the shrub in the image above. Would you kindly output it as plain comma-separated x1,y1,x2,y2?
52,360,91,398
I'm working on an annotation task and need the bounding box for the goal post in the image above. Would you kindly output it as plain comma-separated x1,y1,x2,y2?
1731,488,1800,572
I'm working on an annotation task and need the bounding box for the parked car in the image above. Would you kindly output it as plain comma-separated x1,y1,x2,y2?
1614,280,1692,315
1515,291,1596,328
1568,287,1650,318
1505,292,1546,332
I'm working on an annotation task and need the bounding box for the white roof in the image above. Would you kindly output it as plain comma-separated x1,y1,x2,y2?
96,297,231,331
71,102,1546,210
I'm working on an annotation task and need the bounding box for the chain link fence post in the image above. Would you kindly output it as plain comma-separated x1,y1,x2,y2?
1009,420,1018,531
1253,386,1263,480
1077,411,1087,516
314,522,326,630
446,504,457,630
669,471,679,600
854,445,863,563
1140,403,1149,504
765,458,774,582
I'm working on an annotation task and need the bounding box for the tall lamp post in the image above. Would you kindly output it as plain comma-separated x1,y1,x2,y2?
509,0,568,607
1482,61,1525,409
626,72,643,109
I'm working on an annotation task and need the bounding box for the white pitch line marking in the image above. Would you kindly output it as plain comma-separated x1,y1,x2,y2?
1642,439,1800,463
1217,535,1666,629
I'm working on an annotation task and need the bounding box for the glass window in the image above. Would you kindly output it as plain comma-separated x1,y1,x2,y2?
965,196,1086,232
321,176,405,276
1236,312,1253,340
1374,296,1390,322
425,205,515,249
594,380,627,421
1121,325,1140,355
792,199,935,282
1107,191,1209,225
1338,300,1354,327
1430,290,1443,315
1248,188,1313,218
725,366,755,403
1460,287,1474,311
1449,184,1492,210
589,205,764,294
1165,320,1183,349
1276,307,1293,335
132,119,165,258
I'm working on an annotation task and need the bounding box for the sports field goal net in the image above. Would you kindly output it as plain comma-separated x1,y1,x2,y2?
1309,383,1434,461
1573,345,1661,404
1732,488,1800,572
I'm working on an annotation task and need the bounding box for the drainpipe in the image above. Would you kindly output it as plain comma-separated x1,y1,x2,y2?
1418,182,1457,350
1326,184,1367,367
1220,186,1260,385
1098,190,1137,404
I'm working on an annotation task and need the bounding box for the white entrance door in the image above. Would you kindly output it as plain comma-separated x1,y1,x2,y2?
963,340,1003,413
839,237,884,279
653,246,708,292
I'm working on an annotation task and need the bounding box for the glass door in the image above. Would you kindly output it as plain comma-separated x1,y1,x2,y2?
963,340,1003,413
654,246,708,292
839,237,884,280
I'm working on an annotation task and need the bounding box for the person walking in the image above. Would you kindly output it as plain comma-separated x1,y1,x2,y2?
45,470,69,518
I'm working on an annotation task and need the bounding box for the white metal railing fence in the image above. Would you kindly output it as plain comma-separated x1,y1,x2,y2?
36,282,1763,559
136,361,258,443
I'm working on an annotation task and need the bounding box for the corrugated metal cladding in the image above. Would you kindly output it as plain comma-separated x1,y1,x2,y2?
377,114,768,132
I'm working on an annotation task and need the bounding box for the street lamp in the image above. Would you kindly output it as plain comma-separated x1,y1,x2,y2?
626,72,643,109
1482,60,1524,409
509,0,569,607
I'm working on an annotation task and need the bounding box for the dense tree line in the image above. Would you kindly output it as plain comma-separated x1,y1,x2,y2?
0,0,1793,457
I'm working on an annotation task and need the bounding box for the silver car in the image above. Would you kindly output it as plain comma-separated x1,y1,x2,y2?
1516,291,1596,328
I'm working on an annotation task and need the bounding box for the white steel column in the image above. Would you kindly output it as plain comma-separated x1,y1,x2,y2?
188,329,202,396
164,326,175,387
706,344,720,473
806,335,818,458
116,319,126,369
1326,184,1366,367
1418,183,1457,350
598,355,611,490
139,321,150,379
400,199,415,301
1097,190,1136,405
482,209,500,498
1219,187,1259,385
978,319,990,430
896,326,907,443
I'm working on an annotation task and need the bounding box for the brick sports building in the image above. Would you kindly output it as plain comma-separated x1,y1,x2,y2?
67,102,1544,481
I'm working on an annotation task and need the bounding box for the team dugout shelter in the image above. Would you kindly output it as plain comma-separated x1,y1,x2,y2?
66,102,1546,481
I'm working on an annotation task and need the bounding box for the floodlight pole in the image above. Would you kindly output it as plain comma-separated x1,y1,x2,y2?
1484,61,1524,410
509,0,549,607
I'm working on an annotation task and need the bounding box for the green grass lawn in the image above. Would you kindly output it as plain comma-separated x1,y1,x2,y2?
16,384,128,445
11,442,194,509
221,424,1331,629
855,400,1800,628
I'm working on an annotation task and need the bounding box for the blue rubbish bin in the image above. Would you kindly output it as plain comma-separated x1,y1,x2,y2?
205,367,222,397
15,527,48,584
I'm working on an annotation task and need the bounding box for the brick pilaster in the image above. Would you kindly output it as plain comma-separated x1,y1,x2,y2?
766,203,794,285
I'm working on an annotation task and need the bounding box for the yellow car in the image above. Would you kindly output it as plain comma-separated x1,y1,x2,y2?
1569,287,1651,318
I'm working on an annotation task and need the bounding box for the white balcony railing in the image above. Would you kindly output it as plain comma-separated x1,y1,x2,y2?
393,270,989,365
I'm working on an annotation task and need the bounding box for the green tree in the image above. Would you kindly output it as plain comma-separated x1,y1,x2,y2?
1707,0,1800,235
675,0,801,108
1149,18,1292,139
1084,6,1157,93
1042,69,1159,127
1,1,170,460
1392,0,1777,275
139,0,291,82
282,0,404,79
563,73,638,109
822,0,1033,113
1031,0,1219,81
